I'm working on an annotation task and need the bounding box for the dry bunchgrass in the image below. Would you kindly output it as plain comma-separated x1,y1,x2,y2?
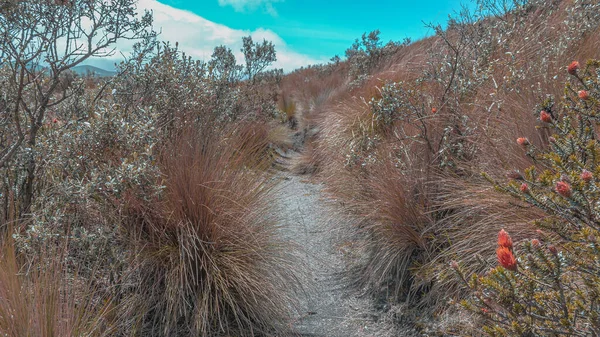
351,159,433,305
117,126,298,336
266,123,294,151
227,121,278,168
278,92,297,125
0,229,113,337
291,140,322,175
419,174,544,305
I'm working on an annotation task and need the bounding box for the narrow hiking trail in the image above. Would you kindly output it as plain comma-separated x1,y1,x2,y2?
273,164,395,337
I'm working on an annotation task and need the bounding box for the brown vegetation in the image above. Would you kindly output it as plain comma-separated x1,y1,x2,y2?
117,127,298,336
3,0,600,335
281,0,600,333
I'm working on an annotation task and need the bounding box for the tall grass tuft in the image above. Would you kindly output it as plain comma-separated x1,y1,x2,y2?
118,127,298,336
0,229,113,337
354,160,432,305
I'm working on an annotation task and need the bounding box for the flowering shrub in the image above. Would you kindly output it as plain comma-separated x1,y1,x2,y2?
456,60,600,336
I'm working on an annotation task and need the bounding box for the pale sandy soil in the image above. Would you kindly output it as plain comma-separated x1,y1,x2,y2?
273,170,408,337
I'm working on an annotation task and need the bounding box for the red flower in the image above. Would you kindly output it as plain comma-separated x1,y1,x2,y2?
496,246,517,271
431,107,437,113
539,110,552,123
517,137,530,146
581,170,593,183
520,183,529,193
531,239,540,248
498,229,513,249
568,61,580,75
556,181,572,198
52,118,58,124
578,90,590,100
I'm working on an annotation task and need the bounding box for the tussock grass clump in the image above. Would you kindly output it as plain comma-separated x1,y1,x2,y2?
353,160,432,305
291,140,322,175
118,127,298,336
0,231,113,337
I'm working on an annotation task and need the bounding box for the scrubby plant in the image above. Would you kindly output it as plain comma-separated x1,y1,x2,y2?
242,36,277,84
209,45,244,84
0,0,155,218
344,30,410,81
455,60,600,336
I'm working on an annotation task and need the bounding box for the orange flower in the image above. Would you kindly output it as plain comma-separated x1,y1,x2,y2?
531,239,540,248
496,246,517,271
567,61,580,75
578,90,590,100
556,181,572,198
539,110,552,123
498,229,513,249
517,137,530,146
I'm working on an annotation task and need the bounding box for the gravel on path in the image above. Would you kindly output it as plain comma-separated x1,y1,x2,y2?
273,173,396,337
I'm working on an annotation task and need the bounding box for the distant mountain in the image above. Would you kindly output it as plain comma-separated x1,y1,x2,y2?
71,65,116,77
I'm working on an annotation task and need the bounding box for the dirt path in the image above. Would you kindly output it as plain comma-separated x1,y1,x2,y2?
274,170,391,337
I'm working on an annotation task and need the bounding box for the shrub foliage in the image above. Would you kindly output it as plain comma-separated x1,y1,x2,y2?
456,60,600,336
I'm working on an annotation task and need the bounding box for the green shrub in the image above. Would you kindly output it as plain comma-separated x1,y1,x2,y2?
456,60,600,336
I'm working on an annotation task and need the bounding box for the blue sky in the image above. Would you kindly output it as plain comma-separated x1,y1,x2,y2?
87,0,471,71
160,0,468,60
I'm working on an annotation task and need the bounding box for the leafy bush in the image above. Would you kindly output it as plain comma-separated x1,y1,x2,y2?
242,36,277,84
344,30,410,80
456,60,600,336
0,0,155,219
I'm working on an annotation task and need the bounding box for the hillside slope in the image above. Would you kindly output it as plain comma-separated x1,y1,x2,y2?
279,0,600,334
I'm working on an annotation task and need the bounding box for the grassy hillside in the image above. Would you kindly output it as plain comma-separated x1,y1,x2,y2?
280,0,600,334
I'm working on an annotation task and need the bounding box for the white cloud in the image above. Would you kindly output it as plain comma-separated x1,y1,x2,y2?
84,0,324,72
218,0,282,16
